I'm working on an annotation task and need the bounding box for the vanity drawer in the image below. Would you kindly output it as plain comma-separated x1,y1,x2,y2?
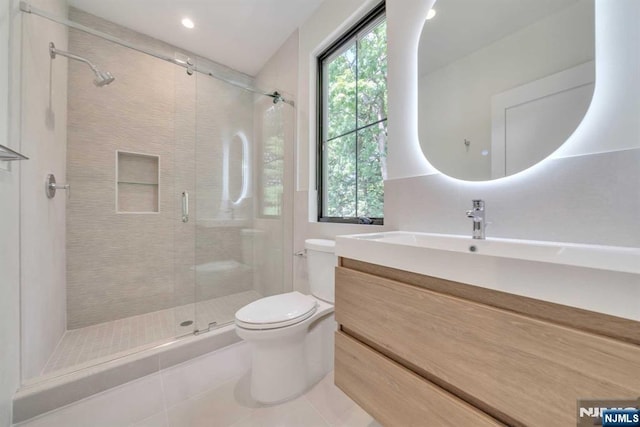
335,266,640,426
335,331,503,427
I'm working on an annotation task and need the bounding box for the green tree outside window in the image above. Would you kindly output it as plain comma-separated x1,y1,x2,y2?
320,10,387,223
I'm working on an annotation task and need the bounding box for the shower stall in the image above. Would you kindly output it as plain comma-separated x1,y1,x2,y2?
18,2,293,383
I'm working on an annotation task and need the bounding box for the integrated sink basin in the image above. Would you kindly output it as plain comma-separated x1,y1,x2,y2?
336,231,640,275
335,231,640,321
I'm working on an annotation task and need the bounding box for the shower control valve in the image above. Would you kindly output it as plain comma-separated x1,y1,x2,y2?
46,174,70,199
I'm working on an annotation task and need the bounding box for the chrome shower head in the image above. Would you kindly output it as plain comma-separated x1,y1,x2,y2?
93,70,115,87
49,42,115,87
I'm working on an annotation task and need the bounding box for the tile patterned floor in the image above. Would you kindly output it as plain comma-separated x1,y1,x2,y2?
42,290,261,375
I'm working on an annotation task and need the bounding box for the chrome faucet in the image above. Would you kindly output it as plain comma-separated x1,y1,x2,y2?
466,199,486,240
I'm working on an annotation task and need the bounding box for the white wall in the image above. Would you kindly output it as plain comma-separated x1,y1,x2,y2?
19,0,68,380
0,0,21,423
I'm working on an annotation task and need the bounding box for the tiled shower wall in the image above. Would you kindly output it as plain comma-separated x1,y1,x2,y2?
66,9,254,329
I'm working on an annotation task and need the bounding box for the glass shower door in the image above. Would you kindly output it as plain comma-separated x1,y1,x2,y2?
171,52,198,337
47,22,199,379
191,57,261,332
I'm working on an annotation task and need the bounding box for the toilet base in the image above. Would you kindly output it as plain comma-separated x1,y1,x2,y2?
236,299,335,404
250,329,308,403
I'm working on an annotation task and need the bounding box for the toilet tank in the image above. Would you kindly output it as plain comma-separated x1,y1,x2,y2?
305,239,336,303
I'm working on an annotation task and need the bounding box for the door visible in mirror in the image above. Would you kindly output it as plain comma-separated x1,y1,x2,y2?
418,0,595,181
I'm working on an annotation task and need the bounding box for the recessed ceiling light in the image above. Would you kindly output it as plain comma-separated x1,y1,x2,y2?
181,18,195,29
426,9,437,20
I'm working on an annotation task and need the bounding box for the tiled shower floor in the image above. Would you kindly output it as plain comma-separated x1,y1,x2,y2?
42,290,261,376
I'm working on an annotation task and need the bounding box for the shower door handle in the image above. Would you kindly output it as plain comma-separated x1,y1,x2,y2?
182,191,189,223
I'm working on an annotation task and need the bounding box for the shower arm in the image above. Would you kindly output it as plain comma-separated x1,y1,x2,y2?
49,43,100,74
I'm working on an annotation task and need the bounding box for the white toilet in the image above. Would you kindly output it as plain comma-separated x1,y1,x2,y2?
234,239,336,404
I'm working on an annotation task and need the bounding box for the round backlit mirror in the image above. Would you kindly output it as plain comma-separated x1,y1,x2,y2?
418,0,595,181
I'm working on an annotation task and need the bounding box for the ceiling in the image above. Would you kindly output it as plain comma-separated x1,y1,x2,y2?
67,0,326,76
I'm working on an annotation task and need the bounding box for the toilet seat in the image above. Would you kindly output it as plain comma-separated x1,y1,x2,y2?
235,291,318,330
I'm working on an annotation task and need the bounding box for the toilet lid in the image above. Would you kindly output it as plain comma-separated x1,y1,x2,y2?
235,291,318,330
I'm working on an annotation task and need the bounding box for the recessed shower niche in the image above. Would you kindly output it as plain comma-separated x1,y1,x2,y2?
116,150,159,213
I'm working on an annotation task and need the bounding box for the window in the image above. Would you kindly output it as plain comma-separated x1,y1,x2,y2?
317,2,387,224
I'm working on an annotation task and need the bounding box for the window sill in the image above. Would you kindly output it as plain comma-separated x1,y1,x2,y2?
318,218,384,226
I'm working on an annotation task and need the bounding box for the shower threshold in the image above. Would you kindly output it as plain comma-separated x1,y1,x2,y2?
13,325,245,424
13,290,261,424
41,290,260,377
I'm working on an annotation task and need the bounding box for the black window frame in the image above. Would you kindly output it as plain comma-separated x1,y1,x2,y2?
316,1,386,225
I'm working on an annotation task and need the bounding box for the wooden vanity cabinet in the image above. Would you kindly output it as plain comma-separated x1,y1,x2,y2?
334,258,640,427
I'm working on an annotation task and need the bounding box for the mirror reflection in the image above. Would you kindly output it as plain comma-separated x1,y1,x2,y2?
418,0,595,181
229,132,248,205
227,132,249,207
